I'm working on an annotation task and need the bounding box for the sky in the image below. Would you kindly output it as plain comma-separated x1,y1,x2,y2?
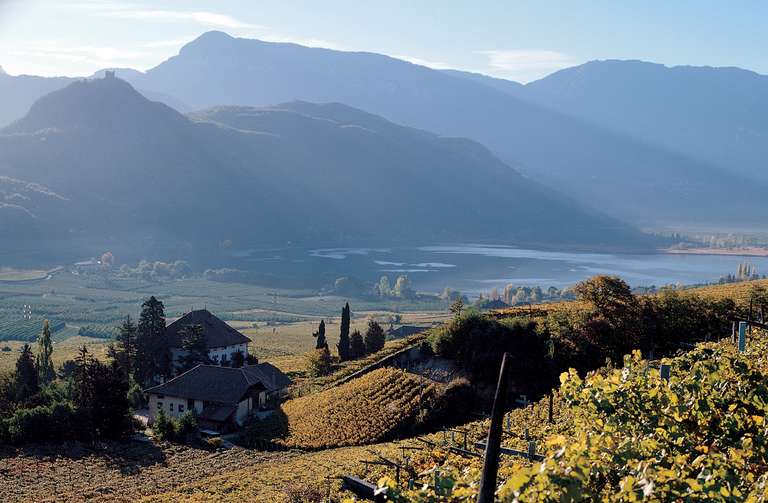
0,0,766,83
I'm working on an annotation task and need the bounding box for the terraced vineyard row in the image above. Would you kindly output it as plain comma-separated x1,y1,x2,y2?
0,317,65,342
280,367,440,449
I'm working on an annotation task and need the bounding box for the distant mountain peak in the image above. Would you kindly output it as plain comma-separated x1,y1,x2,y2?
180,30,237,54
3,74,184,134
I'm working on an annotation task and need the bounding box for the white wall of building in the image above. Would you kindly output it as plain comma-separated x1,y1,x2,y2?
209,343,248,365
170,343,249,370
148,393,191,423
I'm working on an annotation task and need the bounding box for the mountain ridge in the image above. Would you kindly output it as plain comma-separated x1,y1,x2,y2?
0,77,648,260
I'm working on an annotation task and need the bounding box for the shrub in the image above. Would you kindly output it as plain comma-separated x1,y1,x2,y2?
5,401,76,444
429,312,546,386
205,436,223,449
305,347,332,377
152,409,199,444
127,380,145,409
152,409,175,441
175,411,199,442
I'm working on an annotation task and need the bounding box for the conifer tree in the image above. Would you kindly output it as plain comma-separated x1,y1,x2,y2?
15,343,39,401
350,330,365,359
136,296,168,385
36,319,55,384
108,315,137,380
337,303,351,361
364,319,386,354
74,347,131,440
313,319,328,349
178,324,211,372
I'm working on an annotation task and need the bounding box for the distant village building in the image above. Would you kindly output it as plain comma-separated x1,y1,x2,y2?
386,325,427,339
73,259,102,274
166,309,250,369
145,363,292,432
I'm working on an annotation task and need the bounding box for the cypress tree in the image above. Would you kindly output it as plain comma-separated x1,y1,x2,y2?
136,296,168,385
36,319,55,384
314,319,328,349
364,320,386,354
337,303,351,361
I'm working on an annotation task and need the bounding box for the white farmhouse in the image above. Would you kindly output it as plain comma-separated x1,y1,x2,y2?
145,363,292,432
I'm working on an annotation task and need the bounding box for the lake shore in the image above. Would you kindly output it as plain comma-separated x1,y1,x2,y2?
663,247,768,257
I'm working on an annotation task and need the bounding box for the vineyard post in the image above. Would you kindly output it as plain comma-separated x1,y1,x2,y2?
732,321,736,344
527,440,537,459
478,352,512,503
739,321,747,353
548,393,554,424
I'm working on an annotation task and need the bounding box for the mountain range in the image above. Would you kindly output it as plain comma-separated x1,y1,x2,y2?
0,75,645,261
3,31,764,229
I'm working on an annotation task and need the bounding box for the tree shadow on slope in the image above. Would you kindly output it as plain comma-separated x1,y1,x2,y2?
236,407,289,450
0,439,168,475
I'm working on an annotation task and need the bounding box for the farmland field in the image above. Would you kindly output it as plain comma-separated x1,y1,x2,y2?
0,336,112,374
0,268,52,282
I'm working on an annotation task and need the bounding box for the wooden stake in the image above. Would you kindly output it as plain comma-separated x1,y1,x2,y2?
478,352,512,503
548,393,554,424
739,321,747,353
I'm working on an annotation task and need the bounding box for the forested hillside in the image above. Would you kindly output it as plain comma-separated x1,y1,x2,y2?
0,76,648,259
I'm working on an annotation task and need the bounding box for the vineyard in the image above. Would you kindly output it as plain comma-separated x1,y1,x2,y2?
0,317,65,342
370,331,768,501
279,368,441,449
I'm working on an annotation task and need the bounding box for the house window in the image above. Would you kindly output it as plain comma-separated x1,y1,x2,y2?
169,403,174,412
179,404,185,413
157,402,163,410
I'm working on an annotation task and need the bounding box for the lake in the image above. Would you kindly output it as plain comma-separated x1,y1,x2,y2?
303,244,768,297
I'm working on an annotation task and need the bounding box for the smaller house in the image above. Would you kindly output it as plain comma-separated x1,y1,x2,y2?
167,309,251,369
145,363,292,432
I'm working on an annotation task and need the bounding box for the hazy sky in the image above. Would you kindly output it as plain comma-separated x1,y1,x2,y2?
0,0,765,82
